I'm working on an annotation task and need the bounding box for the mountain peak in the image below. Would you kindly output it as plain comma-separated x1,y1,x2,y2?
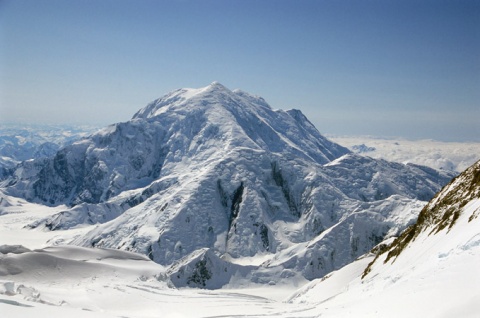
132,82,235,120
129,83,351,165
191,81,231,97
207,81,226,90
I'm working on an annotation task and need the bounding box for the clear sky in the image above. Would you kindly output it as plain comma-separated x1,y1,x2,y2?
1,0,479,141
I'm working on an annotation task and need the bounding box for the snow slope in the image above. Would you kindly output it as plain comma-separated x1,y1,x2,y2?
290,160,480,317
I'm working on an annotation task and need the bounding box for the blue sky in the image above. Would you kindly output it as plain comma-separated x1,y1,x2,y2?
1,0,479,141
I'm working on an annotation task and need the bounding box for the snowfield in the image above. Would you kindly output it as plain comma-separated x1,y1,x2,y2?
0,196,304,318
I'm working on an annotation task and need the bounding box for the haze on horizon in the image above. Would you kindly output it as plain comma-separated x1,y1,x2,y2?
1,0,479,142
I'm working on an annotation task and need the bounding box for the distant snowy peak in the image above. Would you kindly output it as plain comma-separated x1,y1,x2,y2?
133,82,255,120
134,82,291,123
132,81,279,125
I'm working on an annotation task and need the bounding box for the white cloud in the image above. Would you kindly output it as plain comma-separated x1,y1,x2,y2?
328,135,480,172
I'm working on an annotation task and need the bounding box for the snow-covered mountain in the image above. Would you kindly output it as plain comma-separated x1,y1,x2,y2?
1,82,454,285
290,159,480,317
364,158,480,274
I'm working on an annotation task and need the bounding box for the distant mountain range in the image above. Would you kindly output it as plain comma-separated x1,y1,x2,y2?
0,124,97,178
0,83,455,285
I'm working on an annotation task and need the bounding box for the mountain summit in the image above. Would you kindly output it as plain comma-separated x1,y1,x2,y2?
133,81,350,164
2,83,454,284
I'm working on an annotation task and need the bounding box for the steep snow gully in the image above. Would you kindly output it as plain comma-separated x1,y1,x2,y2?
1,82,454,288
